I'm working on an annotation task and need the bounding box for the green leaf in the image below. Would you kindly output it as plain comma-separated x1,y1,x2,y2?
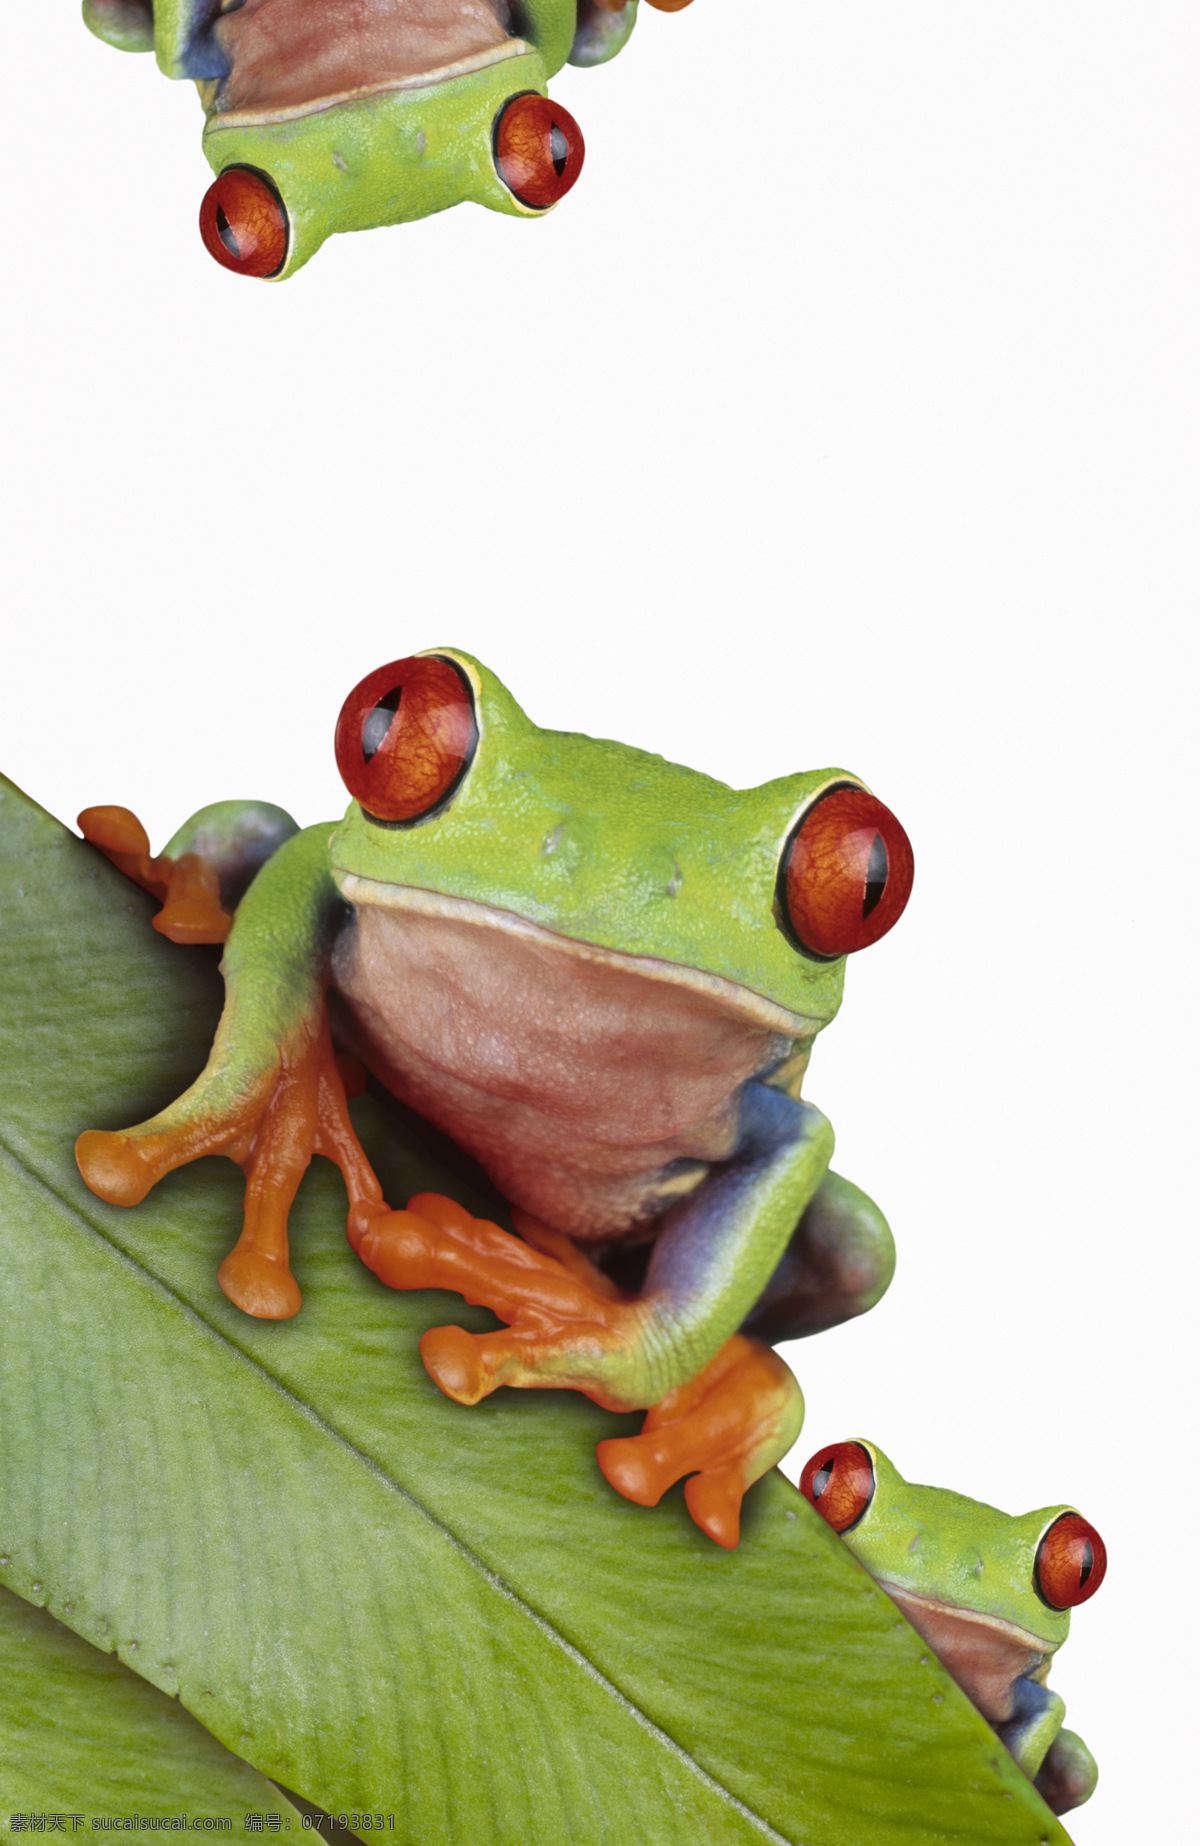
0,776,1072,1843
0,1582,304,1822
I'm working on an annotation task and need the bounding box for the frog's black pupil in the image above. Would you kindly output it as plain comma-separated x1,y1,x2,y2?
813,1460,834,1500
862,832,888,920
1079,1540,1093,1586
550,123,569,178
362,686,402,763
215,204,241,261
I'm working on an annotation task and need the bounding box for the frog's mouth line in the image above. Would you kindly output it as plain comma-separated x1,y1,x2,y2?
878,1579,1053,1724
209,40,531,131
334,873,828,1042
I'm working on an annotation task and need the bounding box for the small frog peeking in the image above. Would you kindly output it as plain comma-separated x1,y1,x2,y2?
76,651,914,1547
81,0,692,278
801,1440,1107,1816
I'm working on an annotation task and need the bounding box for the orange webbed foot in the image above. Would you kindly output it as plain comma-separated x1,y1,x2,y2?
79,804,232,943
596,1336,805,1548
356,1196,644,1408
355,1198,805,1545
77,1011,385,1322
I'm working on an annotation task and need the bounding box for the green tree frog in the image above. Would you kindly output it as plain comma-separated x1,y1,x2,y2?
81,0,689,277
800,1439,1106,1815
76,651,914,1547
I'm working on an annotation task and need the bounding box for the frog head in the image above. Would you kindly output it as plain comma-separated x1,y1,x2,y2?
87,0,590,276
800,1440,1107,1713
326,650,916,1042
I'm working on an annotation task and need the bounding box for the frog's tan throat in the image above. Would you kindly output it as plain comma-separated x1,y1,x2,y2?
329,874,824,1241
880,1581,1052,1725
210,0,530,128
334,874,825,1041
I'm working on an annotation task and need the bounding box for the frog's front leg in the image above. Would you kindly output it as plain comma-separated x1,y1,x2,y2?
995,1675,1067,1783
997,1681,1098,1814
76,826,384,1319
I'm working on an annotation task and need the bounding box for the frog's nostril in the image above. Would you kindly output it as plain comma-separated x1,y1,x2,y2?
199,168,289,278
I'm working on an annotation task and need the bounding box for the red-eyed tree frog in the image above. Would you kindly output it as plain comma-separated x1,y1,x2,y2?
81,0,691,277
76,651,914,1547
800,1439,1106,1815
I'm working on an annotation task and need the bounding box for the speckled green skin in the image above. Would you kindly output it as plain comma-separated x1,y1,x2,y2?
82,0,638,275
837,1442,1097,1801
332,652,851,1029
213,642,853,1045
844,1445,1075,1651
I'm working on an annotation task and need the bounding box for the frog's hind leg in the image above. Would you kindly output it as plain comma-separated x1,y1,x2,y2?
82,0,155,54
79,800,298,945
506,1210,802,1547
1033,1728,1098,1815
356,1186,806,1548
595,1335,805,1548
738,1169,896,1344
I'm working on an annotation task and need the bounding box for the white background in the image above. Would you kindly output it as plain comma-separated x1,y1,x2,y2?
3,3,1197,1837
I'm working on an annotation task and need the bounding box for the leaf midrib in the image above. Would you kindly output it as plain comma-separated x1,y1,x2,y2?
0,1126,796,1846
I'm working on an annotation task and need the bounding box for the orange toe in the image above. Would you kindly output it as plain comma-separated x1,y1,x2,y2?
76,1130,157,1208
595,1435,675,1507
407,1191,479,1237
346,1196,392,1255
78,805,150,857
684,1469,744,1550
420,1324,487,1403
153,899,232,945
217,1248,302,1319
357,1208,444,1288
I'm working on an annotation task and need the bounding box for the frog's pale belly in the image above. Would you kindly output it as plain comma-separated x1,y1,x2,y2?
331,900,800,1241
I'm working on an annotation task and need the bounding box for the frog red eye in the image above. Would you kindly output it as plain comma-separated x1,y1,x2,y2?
494,94,585,209
334,655,478,824
199,168,289,278
1035,1512,1107,1610
799,1441,876,1533
780,784,914,960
